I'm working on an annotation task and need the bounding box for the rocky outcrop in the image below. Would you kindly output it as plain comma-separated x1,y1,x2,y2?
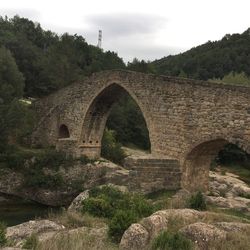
119,208,250,250
180,222,226,250
67,190,89,212
207,171,250,211
119,224,149,250
0,160,130,206
119,209,201,250
6,220,64,247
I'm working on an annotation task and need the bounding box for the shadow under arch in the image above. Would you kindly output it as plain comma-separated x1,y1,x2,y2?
79,83,151,158
58,124,70,138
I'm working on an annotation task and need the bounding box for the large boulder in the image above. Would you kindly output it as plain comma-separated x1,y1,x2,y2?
140,214,167,240
214,222,250,232
67,190,89,212
6,220,64,247
119,223,149,250
180,222,226,250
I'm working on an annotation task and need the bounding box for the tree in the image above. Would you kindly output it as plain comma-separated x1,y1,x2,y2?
0,46,24,103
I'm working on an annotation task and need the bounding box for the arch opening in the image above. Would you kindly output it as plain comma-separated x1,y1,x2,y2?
182,139,250,191
79,83,151,159
58,124,70,139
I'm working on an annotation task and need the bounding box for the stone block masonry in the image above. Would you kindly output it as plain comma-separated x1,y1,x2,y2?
32,70,250,192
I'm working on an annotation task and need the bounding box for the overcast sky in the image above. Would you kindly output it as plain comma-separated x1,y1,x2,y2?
0,0,250,62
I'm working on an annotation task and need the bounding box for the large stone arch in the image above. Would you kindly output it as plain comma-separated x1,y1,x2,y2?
77,82,151,158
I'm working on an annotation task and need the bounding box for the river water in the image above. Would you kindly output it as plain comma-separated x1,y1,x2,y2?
0,193,59,226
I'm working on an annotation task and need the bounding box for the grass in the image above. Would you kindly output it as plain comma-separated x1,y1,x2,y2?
36,230,118,250
207,205,250,222
207,227,250,250
151,231,193,250
48,210,107,229
146,189,177,210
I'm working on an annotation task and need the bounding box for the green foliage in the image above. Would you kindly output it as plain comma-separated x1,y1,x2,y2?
82,186,154,242
108,210,137,243
106,95,151,150
101,129,127,164
127,58,155,73
0,46,24,103
0,222,7,247
82,198,113,218
152,28,250,80
5,99,36,144
151,231,193,250
22,234,38,249
24,170,64,189
211,71,250,86
188,191,207,211
0,16,125,97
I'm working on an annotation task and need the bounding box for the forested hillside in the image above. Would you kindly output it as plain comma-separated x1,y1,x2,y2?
152,28,250,81
0,16,125,97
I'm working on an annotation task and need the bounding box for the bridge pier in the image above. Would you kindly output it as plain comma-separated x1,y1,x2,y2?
56,139,101,158
125,156,181,193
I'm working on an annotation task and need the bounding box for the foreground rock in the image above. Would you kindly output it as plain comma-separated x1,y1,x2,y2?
6,220,64,247
120,209,201,250
180,222,226,250
67,190,89,212
119,209,250,250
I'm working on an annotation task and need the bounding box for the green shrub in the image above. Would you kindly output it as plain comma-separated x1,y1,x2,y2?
108,210,137,243
22,234,38,249
34,148,72,170
81,186,154,243
82,197,113,218
101,129,126,165
151,231,193,250
24,169,64,189
188,191,206,211
0,222,7,247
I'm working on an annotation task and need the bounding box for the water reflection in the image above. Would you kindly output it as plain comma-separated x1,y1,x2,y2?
0,193,59,226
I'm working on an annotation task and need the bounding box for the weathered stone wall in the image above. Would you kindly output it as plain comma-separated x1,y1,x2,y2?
125,157,181,193
32,70,250,191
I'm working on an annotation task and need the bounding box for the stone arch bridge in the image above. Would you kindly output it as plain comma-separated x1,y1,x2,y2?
32,70,250,192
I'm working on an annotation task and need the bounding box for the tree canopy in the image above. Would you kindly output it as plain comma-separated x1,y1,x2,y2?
152,28,250,81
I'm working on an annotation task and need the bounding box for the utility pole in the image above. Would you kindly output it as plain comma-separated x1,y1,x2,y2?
97,30,102,48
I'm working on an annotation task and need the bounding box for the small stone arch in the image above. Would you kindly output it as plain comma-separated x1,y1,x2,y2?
181,138,228,191
59,124,70,138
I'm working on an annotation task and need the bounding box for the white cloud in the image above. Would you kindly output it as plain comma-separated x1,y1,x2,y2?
0,0,249,62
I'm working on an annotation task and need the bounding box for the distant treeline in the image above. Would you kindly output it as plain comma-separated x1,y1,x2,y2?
151,28,250,81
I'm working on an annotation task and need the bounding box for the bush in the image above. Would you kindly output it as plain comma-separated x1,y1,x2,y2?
151,231,193,250
22,234,38,249
81,186,154,242
188,191,206,211
101,129,126,165
24,169,64,189
108,210,137,243
0,222,7,247
82,197,113,218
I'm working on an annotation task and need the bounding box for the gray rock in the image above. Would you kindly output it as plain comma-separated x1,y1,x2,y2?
180,222,226,250
67,190,89,212
119,223,149,250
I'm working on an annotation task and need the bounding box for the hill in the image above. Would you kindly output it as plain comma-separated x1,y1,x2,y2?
152,28,250,81
0,15,125,97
